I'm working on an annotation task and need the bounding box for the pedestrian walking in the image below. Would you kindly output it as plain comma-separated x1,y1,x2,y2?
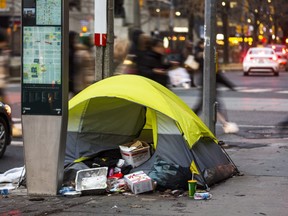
69,32,95,98
137,37,171,87
194,39,204,86
73,35,95,94
192,46,239,134
69,31,78,98
181,39,197,87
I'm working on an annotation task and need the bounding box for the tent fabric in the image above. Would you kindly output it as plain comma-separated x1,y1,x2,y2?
65,75,237,187
68,75,216,146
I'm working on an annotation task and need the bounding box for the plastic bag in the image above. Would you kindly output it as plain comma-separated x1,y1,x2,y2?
184,55,199,70
148,156,191,190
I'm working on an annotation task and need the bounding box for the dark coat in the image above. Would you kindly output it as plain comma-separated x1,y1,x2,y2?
137,50,170,87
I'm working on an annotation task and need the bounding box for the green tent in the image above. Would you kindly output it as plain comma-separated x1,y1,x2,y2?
65,75,237,188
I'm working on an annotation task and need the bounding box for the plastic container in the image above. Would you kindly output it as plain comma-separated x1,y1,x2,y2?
59,186,75,195
194,192,212,200
75,167,108,195
117,159,125,168
0,189,9,196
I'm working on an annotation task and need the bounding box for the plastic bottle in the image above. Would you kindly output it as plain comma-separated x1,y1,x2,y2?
194,192,211,200
117,159,125,168
59,186,75,195
0,189,9,197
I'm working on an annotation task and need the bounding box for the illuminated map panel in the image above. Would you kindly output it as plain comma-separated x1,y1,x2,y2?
36,0,61,25
23,26,61,84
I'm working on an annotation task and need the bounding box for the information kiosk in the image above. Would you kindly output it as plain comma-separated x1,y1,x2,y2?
21,0,68,195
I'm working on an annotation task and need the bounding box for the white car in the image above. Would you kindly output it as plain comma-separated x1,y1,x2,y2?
266,44,288,71
243,47,280,76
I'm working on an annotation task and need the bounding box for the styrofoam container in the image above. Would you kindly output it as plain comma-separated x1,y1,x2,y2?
75,167,108,194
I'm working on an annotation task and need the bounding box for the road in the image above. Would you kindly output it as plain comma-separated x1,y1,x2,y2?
1,71,288,173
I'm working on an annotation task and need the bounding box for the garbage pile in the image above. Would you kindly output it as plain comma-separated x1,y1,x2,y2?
61,140,156,196
61,140,205,198
0,140,212,200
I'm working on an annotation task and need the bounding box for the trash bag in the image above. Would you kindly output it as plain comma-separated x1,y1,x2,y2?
148,156,192,191
63,162,90,186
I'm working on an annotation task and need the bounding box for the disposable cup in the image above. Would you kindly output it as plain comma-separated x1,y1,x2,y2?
188,180,197,198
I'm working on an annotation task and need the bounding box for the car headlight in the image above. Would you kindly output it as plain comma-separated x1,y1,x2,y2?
4,104,12,116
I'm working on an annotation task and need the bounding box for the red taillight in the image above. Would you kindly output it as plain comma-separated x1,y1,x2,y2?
273,55,278,61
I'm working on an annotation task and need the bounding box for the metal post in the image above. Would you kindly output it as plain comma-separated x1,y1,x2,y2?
203,0,217,134
134,0,141,29
94,0,113,81
103,0,114,78
11,0,15,56
169,0,174,50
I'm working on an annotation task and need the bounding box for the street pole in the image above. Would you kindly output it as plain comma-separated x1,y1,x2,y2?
203,0,217,134
134,0,141,29
103,0,114,78
11,0,15,56
94,0,114,81
169,0,174,51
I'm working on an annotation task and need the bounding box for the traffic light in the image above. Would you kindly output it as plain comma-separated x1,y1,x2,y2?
69,0,81,11
0,0,6,9
81,26,88,33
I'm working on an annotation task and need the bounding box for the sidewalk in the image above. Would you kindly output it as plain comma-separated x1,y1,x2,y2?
1,135,287,216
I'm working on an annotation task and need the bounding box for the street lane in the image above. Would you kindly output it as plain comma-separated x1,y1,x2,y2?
1,71,288,173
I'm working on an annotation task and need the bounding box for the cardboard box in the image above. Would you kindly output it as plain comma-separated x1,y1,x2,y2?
119,140,150,168
124,171,153,194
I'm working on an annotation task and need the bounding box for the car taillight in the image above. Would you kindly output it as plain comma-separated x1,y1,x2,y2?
245,56,253,61
272,55,278,61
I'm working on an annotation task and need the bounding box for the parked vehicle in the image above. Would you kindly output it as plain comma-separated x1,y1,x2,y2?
242,47,279,76
266,44,288,71
0,102,12,158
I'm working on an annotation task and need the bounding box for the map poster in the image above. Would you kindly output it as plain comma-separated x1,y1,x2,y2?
22,0,61,26
36,0,61,25
22,0,63,116
23,26,61,85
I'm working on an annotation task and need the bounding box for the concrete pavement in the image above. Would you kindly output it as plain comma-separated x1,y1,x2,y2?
1,134,287,216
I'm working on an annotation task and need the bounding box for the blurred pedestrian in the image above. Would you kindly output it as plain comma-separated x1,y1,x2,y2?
113,38,130,72
192,47,239,134
194,39,204,86
127,28,151,74
69,32,95,98
181,39,197,87
73,35,95,94
137,37,171,87
168,60,191,88
0,29,10,104
128,28,144,57
115,29,151,75
69,31,78,98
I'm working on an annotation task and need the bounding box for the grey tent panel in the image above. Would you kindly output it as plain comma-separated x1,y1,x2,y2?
133,111,193,173
192,137,237,186
65,99,146,165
